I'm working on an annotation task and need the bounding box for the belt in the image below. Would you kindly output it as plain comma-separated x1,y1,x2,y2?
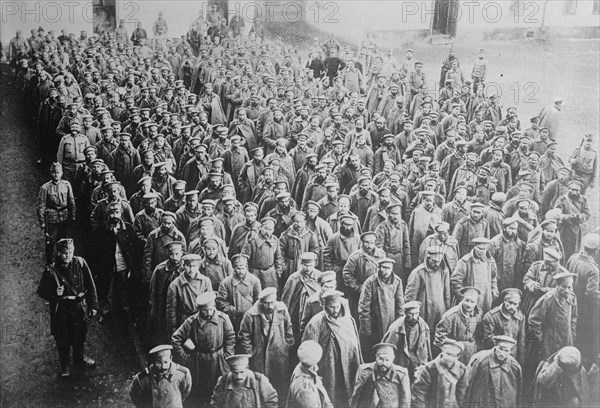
196,344,223,354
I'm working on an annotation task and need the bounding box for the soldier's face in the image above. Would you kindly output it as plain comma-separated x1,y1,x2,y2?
260,223,274,236
233,262,248,279
338,199,350,213
301,261,315,274
440,347,460,368
406,309,420,323
58,248,74,265
556,278,573,298
324,300,342,318
542,226,557,241
205,245,218,259
161,217,175,232
389,208,401,224
144,198,157,211
462,296,477,313
505,224,518,238
471,208,483,222
231,367,248,383
50,168,63,181
199,302,216,320
503,298,520,315
184,262,201,279
260,298,276,314
494,344,512,362
362,236,376,253
153,352,172,372
379,264,393,279
375,351,394,370
168,247,183,263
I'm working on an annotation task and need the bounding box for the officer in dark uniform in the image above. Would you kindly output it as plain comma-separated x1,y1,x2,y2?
129,344,192,408
37,238,98,377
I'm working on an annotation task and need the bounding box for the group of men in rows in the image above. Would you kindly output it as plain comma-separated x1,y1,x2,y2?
14,13,598,408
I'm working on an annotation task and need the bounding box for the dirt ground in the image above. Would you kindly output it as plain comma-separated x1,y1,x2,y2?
0,79,139,408
0,27,598,408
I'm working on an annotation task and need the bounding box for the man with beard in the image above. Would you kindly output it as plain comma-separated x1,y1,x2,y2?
374,203,411,284
238,287,295,401
465,166,496,205
37,239,98,377
216,253,261,333
350,343,411,408
292,153,317,206
237,146,265,202
150,162,175,203
523,217,566,270
262,108,289,154
522,247,568,318
528,272,578,369
210,354,279,408
301,163,329,210
464,335,522,408
147,241,184,346
251,166,276,207
569,133,597,193
349,176,377,228
163,180,186,213
198,171,226,202
411,338,468,408
452,202,490,258
172,190,200,240
488,217,526,293
419,221,460,272
363,186,392,233
386,171,411,217
200,237,234,292
451,237,498,315
323,214,361,290
375,133,403,175
337,154,364,195
303,289,362,408
358,258,405,361
266,191,295,238
442,185,471,232
434,286,483,364
568,233,600,366
483,147,512,193
327,195,361,234
90,181,135,232
448,152,478,198
318,181,340,222
554,181,590,261
539,141,564,181
440,139,467,191
541,166,571,214
228,202,260,259
409,191,443,268
37,162,76,264
172,290,235,405
108,133,140,196
406,246,451,338
133,192,163,244
130,345,192,408
482,288,526,364
142,211,186,286
96,202,140,321
242,217,284,290
279,211,319,284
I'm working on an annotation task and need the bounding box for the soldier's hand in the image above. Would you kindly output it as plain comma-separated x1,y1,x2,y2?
89,309,97,317
56,286,64,296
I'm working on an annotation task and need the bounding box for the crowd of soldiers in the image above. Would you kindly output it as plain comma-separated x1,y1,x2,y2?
5,8,599,408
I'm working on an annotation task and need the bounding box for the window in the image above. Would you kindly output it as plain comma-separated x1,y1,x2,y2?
563,0,578,15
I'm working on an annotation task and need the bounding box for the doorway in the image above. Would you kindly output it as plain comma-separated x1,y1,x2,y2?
432,0,459,37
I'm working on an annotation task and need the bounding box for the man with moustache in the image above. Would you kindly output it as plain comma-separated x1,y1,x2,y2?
172,291,235,405
302,290,362,408
210,354,279,408
129,345,192,408
442,185,471,232
363,186,392,232
374,203,411,284
418,222,460,272
411,339,468,408
554,180,590,261
142,212,186,285
358,258,405,361
522,219,564,273
409,191,443,268
488,217,525,293
323,214,361,290
350,343,411,408
133,193,163,243
228,202,261,259
238,287,295,401
305,200,333,270
163,180,186,213
242,217,284,290
451,237,498,316
464,335,522,408
301,164,329,211
452,202,490,258
482,288,526,363
483,148,512,194
542,166,571,215
434,286,484,364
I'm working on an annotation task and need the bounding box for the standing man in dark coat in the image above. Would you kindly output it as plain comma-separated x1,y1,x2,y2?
374,203,411,284
464,335,522,408
242,217,284,290
171,291,235,405
382,301,432,381
488,217,526,292
129,345,192,408
482,288,526,364
452,202,490,258
358,258,405,361
209,354,279,408
302,290,362,408
37,238,98,377
411,339,468,408
238,287,295,403
350,343,411,408
554,180,590,262
147,241,185,346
